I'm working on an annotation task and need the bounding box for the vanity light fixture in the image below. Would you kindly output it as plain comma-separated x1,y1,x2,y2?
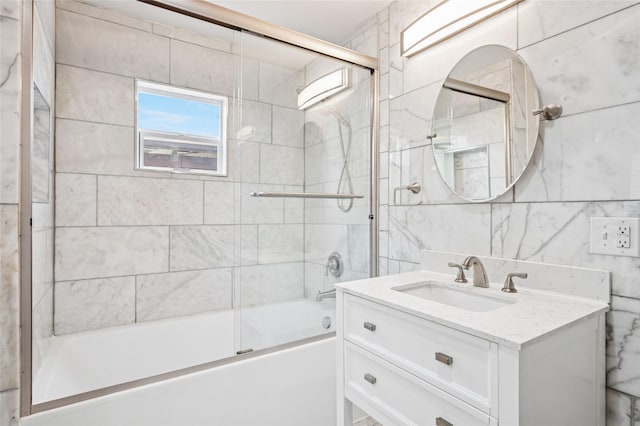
401,0,523,57
297,67,350,110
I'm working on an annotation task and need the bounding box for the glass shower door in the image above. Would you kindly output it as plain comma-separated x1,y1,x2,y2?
234,30,373,353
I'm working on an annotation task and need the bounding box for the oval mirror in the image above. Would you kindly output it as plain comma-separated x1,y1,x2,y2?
431,45,540,202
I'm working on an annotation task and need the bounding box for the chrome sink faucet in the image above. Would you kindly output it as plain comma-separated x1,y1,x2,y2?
461,256,489,288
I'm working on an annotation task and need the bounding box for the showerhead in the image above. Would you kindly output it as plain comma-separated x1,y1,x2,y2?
322,107,351,128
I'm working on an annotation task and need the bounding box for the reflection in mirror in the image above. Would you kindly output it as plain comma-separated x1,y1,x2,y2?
431,45,539,201
32,86,51,203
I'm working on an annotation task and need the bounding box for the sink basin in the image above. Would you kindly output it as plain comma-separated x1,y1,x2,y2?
392,281,516,312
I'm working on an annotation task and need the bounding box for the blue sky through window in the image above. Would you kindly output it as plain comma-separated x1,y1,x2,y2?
138,92,221,138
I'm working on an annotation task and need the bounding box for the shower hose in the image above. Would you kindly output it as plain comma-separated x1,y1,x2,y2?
331,110,354,213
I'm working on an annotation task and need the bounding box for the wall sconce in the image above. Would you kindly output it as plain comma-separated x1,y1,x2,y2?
297,68,350,110
401,0,523,57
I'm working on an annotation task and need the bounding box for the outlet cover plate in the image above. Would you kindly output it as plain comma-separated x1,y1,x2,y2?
590,217,640,257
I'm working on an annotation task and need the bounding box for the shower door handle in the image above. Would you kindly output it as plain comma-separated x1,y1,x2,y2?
393,182,421,205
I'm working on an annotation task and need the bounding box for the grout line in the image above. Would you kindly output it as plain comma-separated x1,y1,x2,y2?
517,3,640,51
56,223,240,229
557,99,640,120
610,294,640,302
256,224,261,265
168,32,172,83
55,116,134,129
55,261,310,286
516,1,521,52
55,61,142,85
385,199,640,207
57,6,155,36
134,275,138,323
489,203,494,257
95,175,99,226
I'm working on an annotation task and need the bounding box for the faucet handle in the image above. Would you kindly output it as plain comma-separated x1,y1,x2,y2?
447,262,468,283
502,272,528,293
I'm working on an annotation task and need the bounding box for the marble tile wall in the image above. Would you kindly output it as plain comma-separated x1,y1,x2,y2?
342,0,640,422
0,11,20,206
53,1,308,335
0,205,19,426
301,55,373,300
0,388,18,426
0,1,21,421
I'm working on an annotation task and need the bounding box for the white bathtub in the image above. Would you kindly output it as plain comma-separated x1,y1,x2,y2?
28,298,336,425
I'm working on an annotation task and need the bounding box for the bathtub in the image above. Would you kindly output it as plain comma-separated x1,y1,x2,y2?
26,298,336,425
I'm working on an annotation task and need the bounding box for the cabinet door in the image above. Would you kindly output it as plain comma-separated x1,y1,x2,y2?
344,342,497,426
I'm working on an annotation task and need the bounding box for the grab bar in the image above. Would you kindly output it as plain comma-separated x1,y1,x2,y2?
250,191,364,199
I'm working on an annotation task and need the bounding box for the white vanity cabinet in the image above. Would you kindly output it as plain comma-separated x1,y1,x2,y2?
336,272,608,426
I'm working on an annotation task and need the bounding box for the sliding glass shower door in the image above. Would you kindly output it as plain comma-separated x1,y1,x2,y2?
26,0,375,412
234,31,373,353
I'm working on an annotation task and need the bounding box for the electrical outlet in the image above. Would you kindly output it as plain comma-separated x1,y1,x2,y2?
590,217,640,257
617,238,630,249
616,223,631,248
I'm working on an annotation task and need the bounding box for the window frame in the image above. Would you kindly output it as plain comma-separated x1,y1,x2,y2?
135,79,228,176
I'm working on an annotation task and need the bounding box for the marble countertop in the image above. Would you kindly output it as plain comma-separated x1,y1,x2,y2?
336,270,610,350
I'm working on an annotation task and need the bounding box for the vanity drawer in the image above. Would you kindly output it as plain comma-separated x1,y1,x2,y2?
344,342,497,426
344,294,495,413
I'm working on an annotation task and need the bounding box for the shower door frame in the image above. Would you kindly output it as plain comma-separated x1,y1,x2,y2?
20,0,379,416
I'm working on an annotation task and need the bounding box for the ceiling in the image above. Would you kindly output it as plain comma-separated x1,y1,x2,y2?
211,0,392,44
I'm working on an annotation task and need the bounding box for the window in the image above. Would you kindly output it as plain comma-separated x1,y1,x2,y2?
135,80,228,176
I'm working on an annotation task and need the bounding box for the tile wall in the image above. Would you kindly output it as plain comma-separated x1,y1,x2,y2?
0,0,22,420
302,58,373,299
342,0,640,423
53,0,308,334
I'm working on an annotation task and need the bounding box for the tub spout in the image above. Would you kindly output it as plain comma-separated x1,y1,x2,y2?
316,288,336,301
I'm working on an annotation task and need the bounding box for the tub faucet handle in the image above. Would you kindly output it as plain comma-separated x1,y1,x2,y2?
447,262,467,283
325,252,343,277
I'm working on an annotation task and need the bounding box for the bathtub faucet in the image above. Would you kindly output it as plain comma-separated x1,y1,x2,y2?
316,288,336,301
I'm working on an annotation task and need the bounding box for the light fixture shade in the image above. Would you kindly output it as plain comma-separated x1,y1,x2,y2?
401,0,522,57
297,68,350,110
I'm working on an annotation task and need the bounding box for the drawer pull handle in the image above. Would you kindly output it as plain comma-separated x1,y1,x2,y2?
435,352,453,366
364,373,377,385
363,322,376,332
436,417,453,426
